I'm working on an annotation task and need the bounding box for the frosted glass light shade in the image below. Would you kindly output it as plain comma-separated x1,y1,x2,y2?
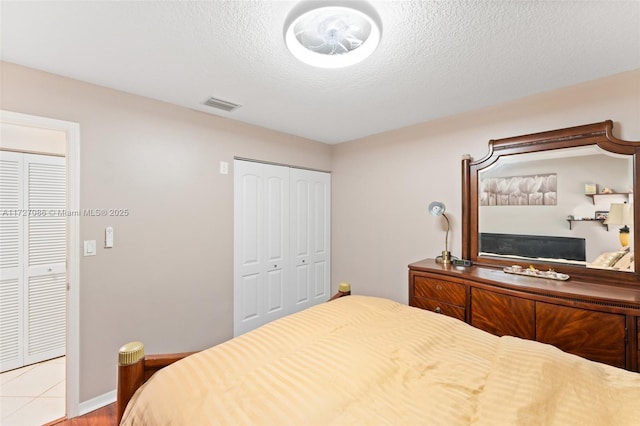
284,1,381,68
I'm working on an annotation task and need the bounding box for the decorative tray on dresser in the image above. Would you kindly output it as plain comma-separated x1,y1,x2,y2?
502,266,569,280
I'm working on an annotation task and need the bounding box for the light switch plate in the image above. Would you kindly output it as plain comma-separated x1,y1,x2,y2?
220,161,229,175
84,240,96,256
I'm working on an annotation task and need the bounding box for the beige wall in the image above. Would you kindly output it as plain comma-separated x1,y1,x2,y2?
0,61,331,402
331,69,640,302
0,122,66,155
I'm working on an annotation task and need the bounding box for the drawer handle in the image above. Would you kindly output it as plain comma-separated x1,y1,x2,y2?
434,306,442,314
436,284,443,291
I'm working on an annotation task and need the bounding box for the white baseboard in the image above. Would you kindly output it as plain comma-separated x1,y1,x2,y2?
77,389,116,417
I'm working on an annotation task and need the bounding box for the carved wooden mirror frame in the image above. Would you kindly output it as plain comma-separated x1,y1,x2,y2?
461,120,640,286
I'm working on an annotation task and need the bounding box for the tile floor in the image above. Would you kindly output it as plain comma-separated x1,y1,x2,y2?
0,357,65,426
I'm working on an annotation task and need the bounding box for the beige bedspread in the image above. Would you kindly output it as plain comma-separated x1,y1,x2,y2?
121,296,640,425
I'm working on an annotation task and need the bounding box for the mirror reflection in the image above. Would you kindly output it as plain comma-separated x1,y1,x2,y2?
478,145,634,272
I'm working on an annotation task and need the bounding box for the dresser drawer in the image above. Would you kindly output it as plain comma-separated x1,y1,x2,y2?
537,302,626,368
413,276,466,306
412,297,465,321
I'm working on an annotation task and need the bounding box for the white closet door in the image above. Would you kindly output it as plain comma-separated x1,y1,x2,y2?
0,152,66,372
289,168,331,313
0,152,25,372
24,154,66,365
234,160,289,336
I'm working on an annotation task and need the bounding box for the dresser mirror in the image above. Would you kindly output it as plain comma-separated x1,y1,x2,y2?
462,121,639,285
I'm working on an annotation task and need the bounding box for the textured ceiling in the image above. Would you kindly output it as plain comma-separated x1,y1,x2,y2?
1,1,639,144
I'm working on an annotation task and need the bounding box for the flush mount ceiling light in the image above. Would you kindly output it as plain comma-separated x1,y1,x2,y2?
284,1,382,68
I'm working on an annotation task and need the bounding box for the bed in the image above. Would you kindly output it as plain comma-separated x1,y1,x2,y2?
118,295,640,425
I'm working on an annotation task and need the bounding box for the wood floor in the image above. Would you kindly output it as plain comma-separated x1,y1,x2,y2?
46,403,117,426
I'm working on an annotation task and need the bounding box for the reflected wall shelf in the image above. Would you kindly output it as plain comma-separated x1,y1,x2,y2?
585,192,631,204
567,218,608,230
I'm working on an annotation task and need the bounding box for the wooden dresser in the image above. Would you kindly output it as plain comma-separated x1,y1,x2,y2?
409,259,640,372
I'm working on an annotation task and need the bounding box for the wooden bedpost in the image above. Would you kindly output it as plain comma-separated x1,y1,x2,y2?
117,342,199,423
117,341,145,424
329,282,351,301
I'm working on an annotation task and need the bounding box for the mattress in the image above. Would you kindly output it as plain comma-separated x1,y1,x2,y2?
121,295,640,425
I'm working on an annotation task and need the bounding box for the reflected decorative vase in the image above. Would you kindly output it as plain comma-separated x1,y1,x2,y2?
619,226,630,247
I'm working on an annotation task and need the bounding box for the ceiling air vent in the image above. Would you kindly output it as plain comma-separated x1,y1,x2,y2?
203,96,241,112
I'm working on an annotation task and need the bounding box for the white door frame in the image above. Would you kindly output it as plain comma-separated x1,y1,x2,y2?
0,110,80,418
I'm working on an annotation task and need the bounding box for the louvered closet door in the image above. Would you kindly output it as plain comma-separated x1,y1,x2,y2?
289,168,330,313
0,152,66,372
0,152,25,372
24,154,66,365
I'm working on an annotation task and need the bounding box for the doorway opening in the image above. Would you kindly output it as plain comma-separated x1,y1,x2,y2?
0,110,80,421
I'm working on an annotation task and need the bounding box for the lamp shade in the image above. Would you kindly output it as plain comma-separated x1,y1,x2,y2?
605,203,633,247
604,203,634,226
428,201,446,217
